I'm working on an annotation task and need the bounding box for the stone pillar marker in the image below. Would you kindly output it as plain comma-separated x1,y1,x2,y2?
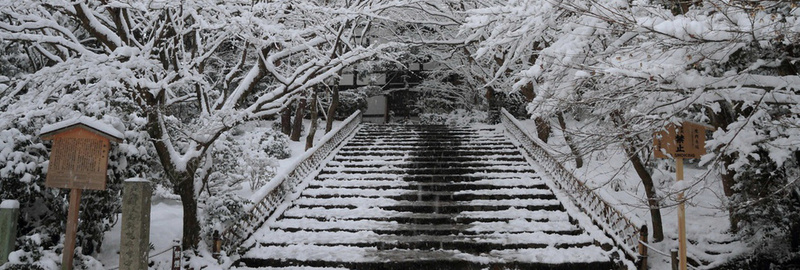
0,200,20,265
120,179,152,270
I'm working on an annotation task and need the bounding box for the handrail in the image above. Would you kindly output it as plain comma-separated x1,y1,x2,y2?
499,108,646,262
220,110,363,251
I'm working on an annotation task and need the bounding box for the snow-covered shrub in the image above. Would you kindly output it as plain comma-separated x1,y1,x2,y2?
419,109,487,126
198,122,285,245
494,91,528,118
732,153,800,238
200,193,249,245
4,233,100,270
261,129,291,160
205,123,285,191
334,89,368,120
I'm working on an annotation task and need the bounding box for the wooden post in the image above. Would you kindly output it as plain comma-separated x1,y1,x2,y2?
676,157,687,270
671,248,679,270
212,230,221,259
62,188,82,270
638,225,648,270
171,239,181,270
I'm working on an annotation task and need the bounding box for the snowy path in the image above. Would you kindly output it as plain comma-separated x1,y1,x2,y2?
234,125,614,269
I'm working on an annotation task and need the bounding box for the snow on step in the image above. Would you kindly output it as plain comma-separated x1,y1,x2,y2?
237,124,613,269
326,159,528,167
243,244,610,265
270,218,580,233
293,197,563,208
300,187,554,197
282,207,570,221
253,230,596,246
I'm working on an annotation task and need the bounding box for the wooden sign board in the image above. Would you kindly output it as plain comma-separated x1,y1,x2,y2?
43,127,111,190
653,121,707,159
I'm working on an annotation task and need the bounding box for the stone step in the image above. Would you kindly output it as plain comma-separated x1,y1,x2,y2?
239,245,612,270
256,230,594,246
257,240,595,254
349,136,504,141
345,139,510,145
269,218,582,235
295,203,566,214
338,144,517,151
318,167,535,176
326,160,528,168
301,186,552,196
301,189,556,201
303,188,552,197
351,131,499,136
331,155,527,163
281,207,571,224
293,196,561,207
304,193,556,202
348,135,507,141
308,181,548,191
335,149,522,157
238,258,612,270
353,131,479,136
314,173,541,182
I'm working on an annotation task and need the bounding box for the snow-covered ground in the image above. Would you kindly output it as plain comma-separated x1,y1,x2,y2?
95,120,338,270
516,118,748,269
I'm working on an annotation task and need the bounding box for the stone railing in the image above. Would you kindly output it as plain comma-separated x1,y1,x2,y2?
221,111,363,251
500,108,646,263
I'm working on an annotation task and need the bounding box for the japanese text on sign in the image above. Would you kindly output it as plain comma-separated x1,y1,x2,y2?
653,122,707,159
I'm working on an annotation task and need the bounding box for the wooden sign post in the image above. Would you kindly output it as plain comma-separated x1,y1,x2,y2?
653,121,707,270
40,117,122,270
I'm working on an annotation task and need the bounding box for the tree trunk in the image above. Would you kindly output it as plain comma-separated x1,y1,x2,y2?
145,107,201,250
626,147,665,242
520,81,551,142
534,117,551,143
485,87,500,124
306,91,319,150
325,86,339,133
611,110,664,242
174,173,200,250
281,105,292,135
791,221,800,252
708,100,739,232
290,96,307,141
720,154,738,232
789,161,799,252
557,112,583,168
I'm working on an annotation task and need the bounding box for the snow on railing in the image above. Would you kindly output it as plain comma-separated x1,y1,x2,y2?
221,110,363,252
500,108,647,264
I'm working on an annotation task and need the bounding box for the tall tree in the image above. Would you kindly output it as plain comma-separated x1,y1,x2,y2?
0,0,432,251
462,0,800,240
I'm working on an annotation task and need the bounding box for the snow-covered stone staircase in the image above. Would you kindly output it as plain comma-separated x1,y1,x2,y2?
236,125,614,270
